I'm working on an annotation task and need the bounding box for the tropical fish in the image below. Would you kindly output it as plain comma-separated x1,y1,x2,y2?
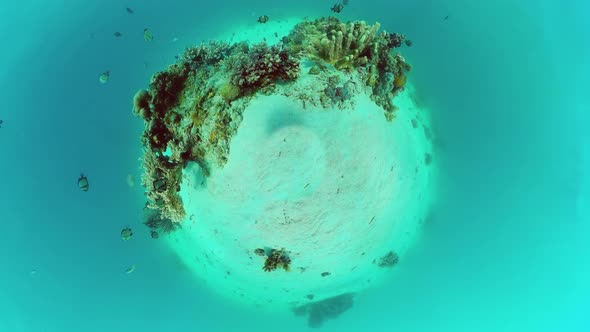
121,226,133,240
257,15,269,24
126,7,134,14
99,70,110,84
113,31,122,37
331,3,344,13
143,28,153,42
78,174,89,191
125,264,136,274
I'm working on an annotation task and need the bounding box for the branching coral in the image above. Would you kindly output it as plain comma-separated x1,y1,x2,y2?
285,17,381,71
285,17,412,119
181,41,233,70
226,42,300,94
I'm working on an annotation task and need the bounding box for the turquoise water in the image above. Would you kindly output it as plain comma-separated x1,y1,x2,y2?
1,0,588,331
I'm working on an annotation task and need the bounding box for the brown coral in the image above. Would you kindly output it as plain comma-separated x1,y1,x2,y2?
227,42,300,94
263,248,292,272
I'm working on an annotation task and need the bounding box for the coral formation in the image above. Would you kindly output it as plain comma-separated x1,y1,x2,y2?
143,209,182,235
262,248,292,272
293,293,355,328
283,17,411,120
218,82,240,102
225,42,300,95
133,16,412,223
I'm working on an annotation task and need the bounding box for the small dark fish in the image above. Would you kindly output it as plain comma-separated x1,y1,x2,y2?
331,3,344,13
150,230,159,239
405,39,413,47
257,15,269,24
321,271,331,277
0,119,3,128
78,174,89,192
113,31,122,37
342,0,349,4
443,15,449,20
126,7,134,14
121,226,133,240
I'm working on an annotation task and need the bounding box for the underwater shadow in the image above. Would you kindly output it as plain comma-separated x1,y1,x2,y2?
292,293,355,328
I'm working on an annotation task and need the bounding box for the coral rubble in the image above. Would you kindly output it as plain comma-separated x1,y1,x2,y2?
133,16,411,224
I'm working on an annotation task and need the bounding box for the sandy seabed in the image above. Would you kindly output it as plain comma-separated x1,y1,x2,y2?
166,82,435,310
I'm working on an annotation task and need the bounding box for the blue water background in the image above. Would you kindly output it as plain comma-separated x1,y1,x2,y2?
0,0,588,331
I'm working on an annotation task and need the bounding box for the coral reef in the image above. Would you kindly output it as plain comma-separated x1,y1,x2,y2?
133,16,412,223
293,293,355,328
141,151,186,221
133,89,151,118
284,17,411,120
143,209,182,235
218,82,240,103
262,248,292,272
225,42,300,95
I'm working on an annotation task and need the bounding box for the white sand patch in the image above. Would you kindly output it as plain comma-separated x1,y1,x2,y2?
167,82,435,310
